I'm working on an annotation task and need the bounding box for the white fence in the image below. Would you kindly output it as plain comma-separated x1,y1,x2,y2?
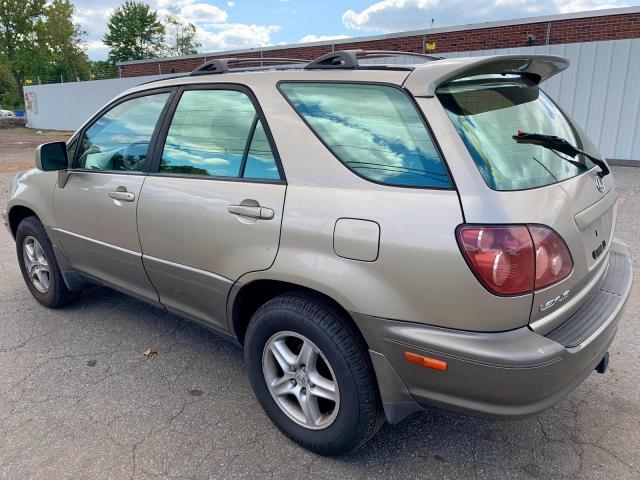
23,38,640,161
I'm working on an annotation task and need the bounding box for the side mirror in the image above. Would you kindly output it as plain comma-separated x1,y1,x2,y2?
35,142,68,171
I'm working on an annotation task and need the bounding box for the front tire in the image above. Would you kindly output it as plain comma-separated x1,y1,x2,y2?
244,292,384,456
15,216,80,308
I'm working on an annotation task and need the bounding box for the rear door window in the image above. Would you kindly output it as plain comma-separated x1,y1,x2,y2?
437,78,595,191
279,82,451,188
159,89,281,180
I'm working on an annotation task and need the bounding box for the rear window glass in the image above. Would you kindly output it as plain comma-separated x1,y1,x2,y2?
279,82,451,188
438,78,594,191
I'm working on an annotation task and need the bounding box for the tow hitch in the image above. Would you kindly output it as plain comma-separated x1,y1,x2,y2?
595,352,609,374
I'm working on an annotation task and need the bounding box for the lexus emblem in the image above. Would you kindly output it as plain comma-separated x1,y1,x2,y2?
595,176,605,193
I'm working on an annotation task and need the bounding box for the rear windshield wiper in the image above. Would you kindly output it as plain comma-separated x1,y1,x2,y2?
512,131,610,178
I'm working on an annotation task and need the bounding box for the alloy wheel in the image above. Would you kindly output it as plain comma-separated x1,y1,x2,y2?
22,236,50,293
262,331,340,430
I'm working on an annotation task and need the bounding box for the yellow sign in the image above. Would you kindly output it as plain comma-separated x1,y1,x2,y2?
425,42,437,52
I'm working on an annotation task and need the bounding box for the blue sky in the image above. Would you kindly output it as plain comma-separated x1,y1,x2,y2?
74,0,637,60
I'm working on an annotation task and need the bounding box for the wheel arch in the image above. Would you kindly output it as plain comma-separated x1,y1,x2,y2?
8,204,40,238
229,278,363,347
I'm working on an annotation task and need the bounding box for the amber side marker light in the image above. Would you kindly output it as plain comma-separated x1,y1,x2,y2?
404,352,448,371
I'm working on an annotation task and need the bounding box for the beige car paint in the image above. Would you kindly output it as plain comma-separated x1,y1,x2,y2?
403,54,570,97
333,218,380,262
8,169,58,231
53,171,159,302
137,177,286,330
235,184,532,331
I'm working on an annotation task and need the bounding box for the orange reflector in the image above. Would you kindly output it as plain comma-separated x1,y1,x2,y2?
404,352,448,371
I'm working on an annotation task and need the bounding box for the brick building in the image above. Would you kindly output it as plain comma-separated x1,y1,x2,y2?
117,7,640,77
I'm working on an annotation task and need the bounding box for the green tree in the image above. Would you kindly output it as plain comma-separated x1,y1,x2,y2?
0,62,19,109
35,0,90,82
103,1,166,63
0,0,45,100
165,12,200,57
0,0,88,107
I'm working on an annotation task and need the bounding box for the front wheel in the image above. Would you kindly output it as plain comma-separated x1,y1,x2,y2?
15,216,80,308
244,292,384,456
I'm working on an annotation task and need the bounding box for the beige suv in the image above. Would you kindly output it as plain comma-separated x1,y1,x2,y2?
3,51,632,455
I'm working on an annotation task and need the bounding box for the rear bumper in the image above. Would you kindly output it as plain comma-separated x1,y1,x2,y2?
353,239,633,423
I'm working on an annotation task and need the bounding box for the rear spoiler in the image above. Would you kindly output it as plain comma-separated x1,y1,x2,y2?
403,54,569,97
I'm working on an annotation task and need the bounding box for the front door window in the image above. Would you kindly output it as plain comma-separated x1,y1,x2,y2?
76,93,170,172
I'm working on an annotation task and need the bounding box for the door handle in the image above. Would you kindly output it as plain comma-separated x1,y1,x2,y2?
228,202,274,220
108,186,135,202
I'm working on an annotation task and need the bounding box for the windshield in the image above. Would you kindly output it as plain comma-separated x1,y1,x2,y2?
437,78,595,191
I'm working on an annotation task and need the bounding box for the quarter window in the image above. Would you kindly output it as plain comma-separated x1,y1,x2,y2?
76,93,170,172
243,120,280,180
279,82,451,188
160,89,280,180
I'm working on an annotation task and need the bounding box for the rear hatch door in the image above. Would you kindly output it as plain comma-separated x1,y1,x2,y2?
425,60,617,334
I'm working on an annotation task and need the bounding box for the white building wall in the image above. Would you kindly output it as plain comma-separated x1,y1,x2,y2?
23,39,640,160
22,74,181,132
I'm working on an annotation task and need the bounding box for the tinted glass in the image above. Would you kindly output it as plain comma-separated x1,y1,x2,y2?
66,138,77,163
279,82,451,188
160,90,256,177
76,93,169,171
243,120,280,180
438,78,595,191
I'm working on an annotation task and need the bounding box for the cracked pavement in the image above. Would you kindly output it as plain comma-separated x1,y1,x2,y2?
0,131,638,479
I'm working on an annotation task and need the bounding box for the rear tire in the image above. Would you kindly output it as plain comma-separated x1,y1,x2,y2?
244,292,384,456
15,216,80,308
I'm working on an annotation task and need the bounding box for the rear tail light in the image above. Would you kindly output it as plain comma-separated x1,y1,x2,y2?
529,226,573,289
456,225,573,296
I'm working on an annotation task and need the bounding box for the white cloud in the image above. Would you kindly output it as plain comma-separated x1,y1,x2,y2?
156,0,195,7
554,0,627,13
85,40,109,52
197,23,282,51
75,4,117,59
342,0,628,32
299,34,352,43
343,0,440,32
227,1,235,6
180,3,228,23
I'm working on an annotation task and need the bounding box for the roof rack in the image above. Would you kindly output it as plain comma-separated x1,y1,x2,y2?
191,57,311,75
187,50,440,76
304,50,442,70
